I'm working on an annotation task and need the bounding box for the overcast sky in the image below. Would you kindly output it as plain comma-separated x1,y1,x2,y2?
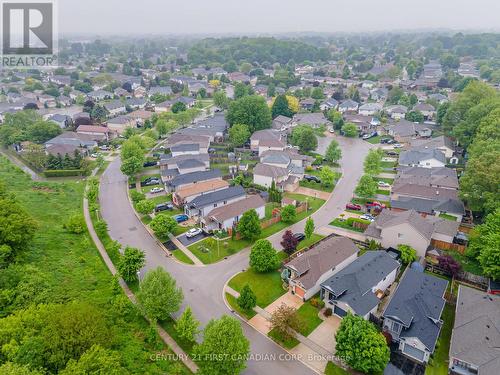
59,0,500,35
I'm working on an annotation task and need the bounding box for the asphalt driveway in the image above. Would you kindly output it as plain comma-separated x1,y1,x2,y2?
177,231,209,246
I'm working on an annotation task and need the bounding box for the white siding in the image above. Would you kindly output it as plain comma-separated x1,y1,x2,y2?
380,222,430,258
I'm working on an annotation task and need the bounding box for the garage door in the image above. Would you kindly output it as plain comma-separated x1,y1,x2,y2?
294,286,305,299
334,305,347,317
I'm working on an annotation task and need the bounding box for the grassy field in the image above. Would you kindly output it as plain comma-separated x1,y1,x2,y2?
228,269,286,308
299,179,334,192
0,157,189,374
297,234,325,251
425,303,455,375
325,362,350,375
329,218,367,233
171,248,195,264
188,237,251,264
377,189,391,196
268,328,300,349
296,301,323,336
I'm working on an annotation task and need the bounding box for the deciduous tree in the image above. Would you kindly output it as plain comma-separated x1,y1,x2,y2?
175,306,200,343
325,139,341,163
397,244,417,264
226,95,272,133
150,214,177,237
249,239,279,273
355,175,377,198
237,209,261,240
229,123,250,147
280,204,297,223
237,284,257,311
305,217,315,239
280,230,298,255
117,246,145,283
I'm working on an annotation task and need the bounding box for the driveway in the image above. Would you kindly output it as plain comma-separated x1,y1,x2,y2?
177,231,209,246
264,292,303,314
293,186,331,200
98,136,371,375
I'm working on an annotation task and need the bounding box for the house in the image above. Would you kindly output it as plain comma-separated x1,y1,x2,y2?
57,95,71,107
449,286,500,375
320,98,339,111
87,89,112,101
364,209,460,257
300,98,316,111
172,179,229,207
148,86,173,97
338,99,359,113
107,115,135,135
283,236,359,301
155,100,171,112
358,103,382,116
385,105,408,120
320,251,400,319
371,87,388,101
201,194,266,233
45,132,98,151
413,103,436,120
47,114,71,128
343,114,377,133
114,87,131,98
253,163,300,191
179,113,228,142
382,268,448,364
291,112,332,128
38,94,57,107
166,169,222,192
428,93,448,104
272,115,292,131
170,143,200,157
126,97,147,110
250,129,286,155
409,136,455,159
76,125,110,142
184,186,246,218
159,153,210,180
399,149,446,168
105,100,127,116
385,119,433,143
260,149,311,169
396,166,459,190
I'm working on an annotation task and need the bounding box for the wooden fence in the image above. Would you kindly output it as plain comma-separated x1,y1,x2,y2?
430,239,466,254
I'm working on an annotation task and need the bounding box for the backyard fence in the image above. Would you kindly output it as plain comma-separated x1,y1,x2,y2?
430,239,466,254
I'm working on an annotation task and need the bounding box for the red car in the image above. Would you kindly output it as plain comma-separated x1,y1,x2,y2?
365,201,387,209
346,203,362,211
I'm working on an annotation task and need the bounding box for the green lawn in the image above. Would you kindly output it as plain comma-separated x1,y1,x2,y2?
0,157,189,374
447,250,483,276
299,180,334,192
329,218,367,233
376,189,391,196
297,234,324,251
425,304,455,375
438,212,458,221
352,197,391,207
381,160,397,168
188,237,251,264
296,301,323,336
228,269,286,308
265,202,280,219
171,249,194,265
146,193,173,205
366,135,382,144
325,362,349,375
268,328,300,349
225,293,256,320
373,176,394,184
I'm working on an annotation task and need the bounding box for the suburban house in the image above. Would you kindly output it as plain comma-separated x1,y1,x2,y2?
170,143,201,157
260,149,311,169
449,286,500,375
413,103,436,119
385,105,408,120
283,236,359,301
179,113,228,143
250,129,286,155
300,98,315,111
364,209,460,258
382,268,448,364
338,99,359,113
107,115,135,135
358,102,382,116
409,136,456,159
385,120,433,142
47,114,71,128
201,194,266,233
75,125,110,142
165,169,222,192
272,115,292,131
343,114,378,134
105,100,127,116
399,149,446,168
320,98,339,111
155,100,171,112
45,132,98,154
184,186,246,219
253,163,300,191
172,179,229,207
159,153,210,180
320,251,400,319
291,112,332,128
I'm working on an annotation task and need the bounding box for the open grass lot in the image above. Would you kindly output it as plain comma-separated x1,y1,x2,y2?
447,250,483,276
228,268,286,308
425,303,455,375
296,301,323,336
299,179,334,192
226,293,257,320
0,157,189,374
325,362,349,375
366,135,382,144
188,237,251,264
268,328,300,349
171,248,195,264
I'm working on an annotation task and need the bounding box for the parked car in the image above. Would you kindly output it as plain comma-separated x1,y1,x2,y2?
144,179,160,186
155,202,173,212
143,161,157,167
208,148,216,153
346,203,362,211
380,138,391,144
362,132,377,140
186,228,202,238
304,175,321,183
150,187,164,194
386,151,398,156
329,128,335,134
293,233,305,242
365,201,386,209
378,181,390,188
98,145,109,151
393,143,402,148
360,213,375,222
173,214,189,223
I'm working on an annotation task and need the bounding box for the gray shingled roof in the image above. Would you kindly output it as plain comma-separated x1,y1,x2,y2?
171,143,199,153
321,251,400,316
383,268,448,352
189,186,245,209
399,149,446,165
168,169,221,188
450,286,500,375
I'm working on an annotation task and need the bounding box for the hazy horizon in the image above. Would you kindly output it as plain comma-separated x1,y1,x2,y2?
59,0,500,36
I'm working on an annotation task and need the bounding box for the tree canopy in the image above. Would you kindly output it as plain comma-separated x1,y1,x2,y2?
249,239,279,273
226,95,272,133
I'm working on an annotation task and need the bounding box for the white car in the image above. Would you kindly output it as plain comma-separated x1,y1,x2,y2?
186,228,202,238
360,213,375,222
329,128,335,133
393,143,402,148
150,187,164,194
378,181,390,188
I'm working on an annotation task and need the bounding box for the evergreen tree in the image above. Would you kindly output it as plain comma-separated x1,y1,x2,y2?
271,94,293,119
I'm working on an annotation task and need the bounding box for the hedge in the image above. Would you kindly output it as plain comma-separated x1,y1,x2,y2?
44,169,84,177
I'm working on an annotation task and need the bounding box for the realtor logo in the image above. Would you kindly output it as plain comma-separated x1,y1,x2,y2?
1,1,57,68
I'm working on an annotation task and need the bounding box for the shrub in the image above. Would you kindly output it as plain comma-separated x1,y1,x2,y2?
64,214,86,234
130,190,145,203
310,297,325,309
324,308,332,317
44,169,84,177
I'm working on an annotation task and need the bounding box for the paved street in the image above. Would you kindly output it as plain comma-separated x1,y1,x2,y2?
99,135,371,374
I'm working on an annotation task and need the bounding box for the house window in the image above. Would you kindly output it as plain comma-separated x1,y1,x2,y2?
214,203,217,207
391,321,401,333
398,233,403,238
